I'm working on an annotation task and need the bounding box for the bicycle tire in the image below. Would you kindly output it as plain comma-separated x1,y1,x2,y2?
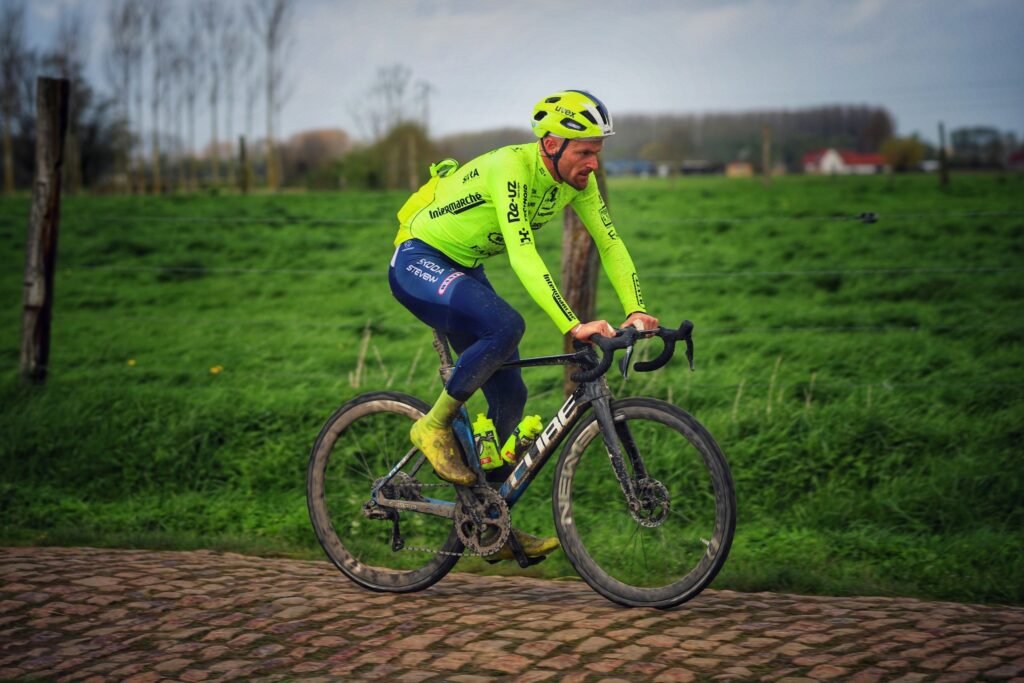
307,391,462,592
552,397,735,608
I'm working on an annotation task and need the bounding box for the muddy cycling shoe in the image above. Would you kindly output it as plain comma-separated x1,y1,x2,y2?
485,528,560,562
409,418,477,486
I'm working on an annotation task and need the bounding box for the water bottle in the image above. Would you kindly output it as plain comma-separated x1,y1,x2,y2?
471,413,502,470
500,415,544,465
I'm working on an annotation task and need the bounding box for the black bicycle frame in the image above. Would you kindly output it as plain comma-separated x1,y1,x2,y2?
446,334,640,509
375,332,641,517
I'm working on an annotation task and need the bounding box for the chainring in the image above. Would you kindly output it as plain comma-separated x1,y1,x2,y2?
632,477,671,528
454,485,510,556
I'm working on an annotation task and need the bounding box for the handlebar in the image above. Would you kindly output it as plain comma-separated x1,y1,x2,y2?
570,320,694,383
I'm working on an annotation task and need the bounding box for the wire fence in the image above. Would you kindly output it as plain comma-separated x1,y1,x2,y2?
7,202,1022,397
58,262,1024,280
51,311,1024,338
39,207,1024,228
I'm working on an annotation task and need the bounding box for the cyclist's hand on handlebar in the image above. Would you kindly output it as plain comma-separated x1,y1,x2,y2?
570,320,616,343
621,311,659,332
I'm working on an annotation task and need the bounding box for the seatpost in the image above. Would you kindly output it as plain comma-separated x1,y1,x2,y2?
432,330,455,384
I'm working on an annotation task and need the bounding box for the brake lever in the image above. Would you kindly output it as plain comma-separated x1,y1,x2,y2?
618,343,634,380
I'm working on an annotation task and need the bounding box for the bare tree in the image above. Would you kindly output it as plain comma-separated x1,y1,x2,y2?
0,1,30,193
220,3,244,187
242,31,261,188
351,64,413,142
162,35,185,190
198,0,222,183
182,4,206,189
104,0,139,191
247,0,295,190
47,8,87,193
128,1,145,192
146,0,168,193
415,79,436,134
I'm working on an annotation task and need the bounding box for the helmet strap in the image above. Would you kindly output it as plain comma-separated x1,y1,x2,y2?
541,135,571,183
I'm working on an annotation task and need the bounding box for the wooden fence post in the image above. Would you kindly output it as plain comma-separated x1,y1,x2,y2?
20,77,70,382
938,121,950,188
560,162,609,396
239,135,249,194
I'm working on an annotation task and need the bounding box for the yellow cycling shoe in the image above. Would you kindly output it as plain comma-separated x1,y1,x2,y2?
486,528,560,562
409,418,477,486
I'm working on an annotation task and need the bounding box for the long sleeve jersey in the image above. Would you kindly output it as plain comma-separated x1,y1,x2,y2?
394,143,646,334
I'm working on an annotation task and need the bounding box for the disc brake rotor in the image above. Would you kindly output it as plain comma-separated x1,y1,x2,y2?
632,477,670,528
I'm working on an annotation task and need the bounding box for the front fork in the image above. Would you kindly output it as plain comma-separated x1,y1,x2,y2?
591,395,647,514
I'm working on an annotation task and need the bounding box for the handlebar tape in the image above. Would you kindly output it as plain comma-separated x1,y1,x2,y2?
569,321,693,383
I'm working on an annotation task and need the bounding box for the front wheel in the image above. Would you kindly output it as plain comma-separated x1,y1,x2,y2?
553,397,735,608
307,391,462,592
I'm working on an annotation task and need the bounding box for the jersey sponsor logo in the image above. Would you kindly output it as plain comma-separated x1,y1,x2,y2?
543,187,559,208
506,181,520,223
632,273,645,309
487,232,505,246
543,274,575,321
599,204,618,239
518,226,532,245
438,271,464,295
416,258,446,274
428,192,485,219
406,263,439,284
462,168,479,183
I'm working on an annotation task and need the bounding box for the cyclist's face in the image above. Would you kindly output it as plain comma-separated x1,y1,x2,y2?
545,138,604,190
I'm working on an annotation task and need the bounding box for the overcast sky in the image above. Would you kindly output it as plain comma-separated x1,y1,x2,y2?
26,0,1024,146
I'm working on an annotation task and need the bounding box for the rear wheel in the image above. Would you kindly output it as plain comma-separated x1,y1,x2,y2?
307,391,461,592
553,397,735,608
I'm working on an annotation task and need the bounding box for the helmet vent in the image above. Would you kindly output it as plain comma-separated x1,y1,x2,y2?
580,111,597,125
533,111,547,121
545,96,561,103
562,118,586,131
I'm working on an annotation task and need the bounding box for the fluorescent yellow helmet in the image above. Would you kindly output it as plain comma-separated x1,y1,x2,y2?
531,90,614,140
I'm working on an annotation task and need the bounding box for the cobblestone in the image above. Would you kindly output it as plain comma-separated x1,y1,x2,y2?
1,546,1022,681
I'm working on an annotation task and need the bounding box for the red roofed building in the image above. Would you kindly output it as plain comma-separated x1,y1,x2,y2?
803,148,888,175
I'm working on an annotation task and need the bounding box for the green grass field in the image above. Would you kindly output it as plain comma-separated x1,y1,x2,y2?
1,172,1022,604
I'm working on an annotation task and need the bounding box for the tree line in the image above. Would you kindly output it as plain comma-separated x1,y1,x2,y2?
2,0,1019,197
0,0,295,195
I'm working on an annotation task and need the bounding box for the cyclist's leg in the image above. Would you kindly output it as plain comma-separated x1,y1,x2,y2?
389,240,524,484
445,273,557,561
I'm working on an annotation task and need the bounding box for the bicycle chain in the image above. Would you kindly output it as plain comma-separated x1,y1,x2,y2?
384,481,508,558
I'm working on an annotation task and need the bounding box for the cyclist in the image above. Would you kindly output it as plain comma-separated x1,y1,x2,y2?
389,90,659,560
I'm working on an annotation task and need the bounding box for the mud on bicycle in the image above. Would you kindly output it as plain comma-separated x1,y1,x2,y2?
307,321,736,609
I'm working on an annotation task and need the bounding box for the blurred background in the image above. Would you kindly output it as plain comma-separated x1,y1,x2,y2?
1,0,1021,605
1,0,1022,191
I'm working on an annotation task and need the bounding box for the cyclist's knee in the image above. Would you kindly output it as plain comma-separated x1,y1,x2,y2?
497,309,526,349
509,309,526,341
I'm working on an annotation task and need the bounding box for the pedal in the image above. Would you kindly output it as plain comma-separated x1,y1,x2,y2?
507,529,535,569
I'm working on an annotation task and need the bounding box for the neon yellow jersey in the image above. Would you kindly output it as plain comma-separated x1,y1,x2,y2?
394,143,646,334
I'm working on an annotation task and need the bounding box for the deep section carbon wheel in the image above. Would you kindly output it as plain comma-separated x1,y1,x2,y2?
307,391,461,592
553,397,736,608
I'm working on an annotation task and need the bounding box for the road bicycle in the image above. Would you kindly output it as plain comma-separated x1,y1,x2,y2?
307,321,735,609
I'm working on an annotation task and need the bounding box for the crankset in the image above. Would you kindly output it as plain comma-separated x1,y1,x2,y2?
454,485,510,556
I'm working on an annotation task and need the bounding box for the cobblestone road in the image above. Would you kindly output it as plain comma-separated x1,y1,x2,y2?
1,547,1022,682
